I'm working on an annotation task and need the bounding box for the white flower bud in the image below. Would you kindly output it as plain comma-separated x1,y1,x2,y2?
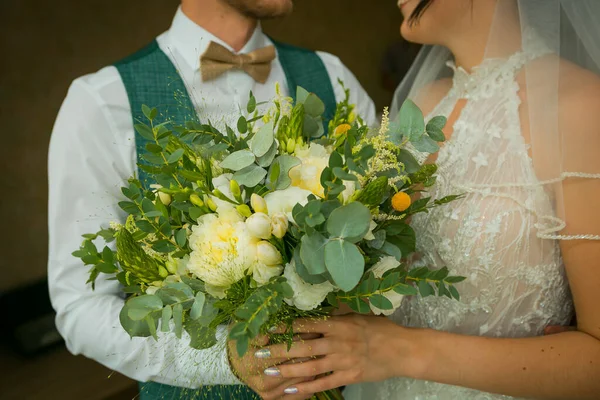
271,212,289,239
251,193,269,214
246,212,272,239
256,241,282,266
158,191,172,206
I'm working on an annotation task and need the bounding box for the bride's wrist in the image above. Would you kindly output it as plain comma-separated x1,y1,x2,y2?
390,327,436,380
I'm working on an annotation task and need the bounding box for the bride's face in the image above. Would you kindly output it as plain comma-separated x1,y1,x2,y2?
398,0,477,45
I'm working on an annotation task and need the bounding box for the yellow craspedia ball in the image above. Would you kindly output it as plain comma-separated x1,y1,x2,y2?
334,123,352,137
391,192,412,212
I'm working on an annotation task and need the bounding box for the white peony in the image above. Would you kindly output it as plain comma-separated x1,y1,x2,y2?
245,212,272,239
264,186,312,222
283,261,335,311
369,256,405,316
290,143,330,197
186,205,258,297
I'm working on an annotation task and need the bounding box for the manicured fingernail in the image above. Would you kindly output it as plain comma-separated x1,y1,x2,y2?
254,348,271,359
268,325,278,333
284,387,299,394
264,367,281,377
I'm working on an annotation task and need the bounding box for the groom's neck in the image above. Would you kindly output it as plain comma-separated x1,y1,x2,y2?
181,0,257,52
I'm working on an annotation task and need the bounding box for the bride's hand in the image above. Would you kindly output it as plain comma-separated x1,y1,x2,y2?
253,314,421,395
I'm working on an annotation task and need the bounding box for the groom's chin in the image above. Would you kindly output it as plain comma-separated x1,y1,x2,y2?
224,0,294,20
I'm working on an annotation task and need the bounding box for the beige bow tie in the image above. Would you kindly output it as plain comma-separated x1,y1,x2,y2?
200,41,276,83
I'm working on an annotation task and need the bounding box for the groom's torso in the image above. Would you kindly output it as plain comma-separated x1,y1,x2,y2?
69,8,375,180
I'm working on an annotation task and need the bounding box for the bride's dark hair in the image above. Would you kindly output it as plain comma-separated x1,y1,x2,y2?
408,0,434,25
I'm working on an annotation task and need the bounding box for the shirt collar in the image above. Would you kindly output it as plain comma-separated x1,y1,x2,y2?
165,6,271,70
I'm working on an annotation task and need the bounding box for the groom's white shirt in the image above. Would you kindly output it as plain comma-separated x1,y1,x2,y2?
48,7,376,388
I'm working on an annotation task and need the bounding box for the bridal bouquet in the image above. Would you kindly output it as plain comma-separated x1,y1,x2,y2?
73,84,463,399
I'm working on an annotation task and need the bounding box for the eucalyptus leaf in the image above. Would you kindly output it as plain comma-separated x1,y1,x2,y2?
300,232,328,275
332,167,358,182
381,242,402,261
294,248,329,284
304,93,326,117
233,164,267,188
303,115,323,138
173,303,183,339
156,287,189,305
326,202,372,242
328,151,344,169
412,135,440,154
324,239,364,292
256,141,278,168
427,116,447,131
220,150,256,171
190,292,206,320
161,305,172,332
296,86,310,104
271,155,301,190
397,99,425,141
185,318,218,349
127,295,163,321
250,122,274,158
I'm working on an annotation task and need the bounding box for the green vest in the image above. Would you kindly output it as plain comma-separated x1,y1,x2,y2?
114,38,336,400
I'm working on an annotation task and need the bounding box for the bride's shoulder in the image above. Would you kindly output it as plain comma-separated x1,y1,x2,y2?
558,60,600,146
413,78,453,117
559,60,600,120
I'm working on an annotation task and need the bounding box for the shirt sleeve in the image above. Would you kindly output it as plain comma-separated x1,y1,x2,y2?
47,75,241,388
317,51,378,126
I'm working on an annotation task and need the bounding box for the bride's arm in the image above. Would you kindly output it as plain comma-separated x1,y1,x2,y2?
253,82,600,399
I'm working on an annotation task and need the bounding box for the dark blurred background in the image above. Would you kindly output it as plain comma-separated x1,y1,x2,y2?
0,0,419,398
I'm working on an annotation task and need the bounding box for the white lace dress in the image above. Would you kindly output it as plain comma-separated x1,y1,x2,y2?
344,50,574,399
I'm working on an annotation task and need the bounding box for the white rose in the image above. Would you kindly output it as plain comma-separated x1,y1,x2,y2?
264,186,312,222
289,143,330,197
256,241,282,266
246,213,272,239
271,212,289,239
283,261,335,311
369,256,405,316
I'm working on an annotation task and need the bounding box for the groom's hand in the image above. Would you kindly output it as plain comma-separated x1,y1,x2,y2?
227,335,316,400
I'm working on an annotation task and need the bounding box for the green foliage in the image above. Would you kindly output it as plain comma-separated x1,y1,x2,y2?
229,278,293,356
324,239,364,292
